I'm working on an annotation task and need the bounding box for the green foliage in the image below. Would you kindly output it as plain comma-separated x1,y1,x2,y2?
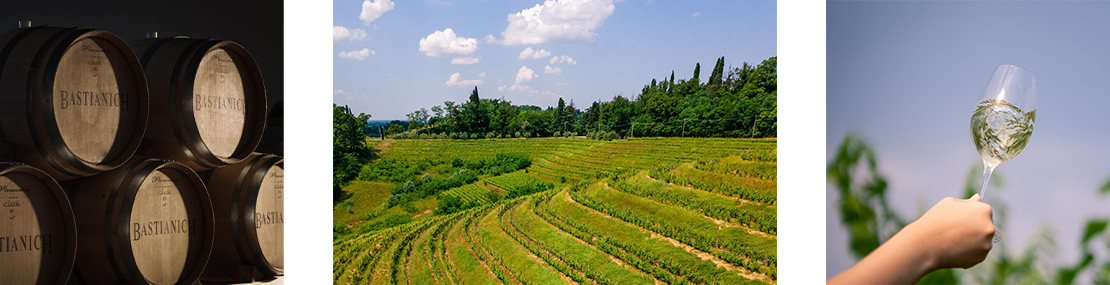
435,195,467,215
505,181,554,200
334,138,779,284
392,56,776,139
484,191,502,203
693,62,701,82
827,134,904,258
386,123,405,135
1083,219,1109,244
334,104,374,201
359,213,412,233
333,223,352,237
358,158,439,183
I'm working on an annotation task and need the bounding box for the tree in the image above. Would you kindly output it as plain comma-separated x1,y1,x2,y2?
709,56,725,86
460,86,487,134
561,99,577,133
390,55,777,139
333,104,372,201
693,62,701,82
406,108,429,130
555,97,567,132
386,124,405,135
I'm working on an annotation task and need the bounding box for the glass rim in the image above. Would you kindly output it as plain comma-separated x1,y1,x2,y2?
996,64,1037,79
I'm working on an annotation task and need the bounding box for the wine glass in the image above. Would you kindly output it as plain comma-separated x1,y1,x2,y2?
970,64,1036,244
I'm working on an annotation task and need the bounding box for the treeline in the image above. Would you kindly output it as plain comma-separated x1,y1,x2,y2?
334,104,374,200
391,56,776,139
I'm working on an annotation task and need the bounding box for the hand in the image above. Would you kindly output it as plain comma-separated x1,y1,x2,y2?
902,194,995,270
829,194,995,284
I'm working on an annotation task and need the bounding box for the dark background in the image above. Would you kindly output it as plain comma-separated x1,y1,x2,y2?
1,0,284,108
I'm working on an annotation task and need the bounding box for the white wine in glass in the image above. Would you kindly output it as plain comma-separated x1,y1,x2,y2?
970,64,1036,244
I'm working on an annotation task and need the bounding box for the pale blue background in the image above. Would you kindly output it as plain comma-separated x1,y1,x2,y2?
828,1,1110,281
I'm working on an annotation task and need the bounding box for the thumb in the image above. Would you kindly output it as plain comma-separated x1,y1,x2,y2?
969,193,980,202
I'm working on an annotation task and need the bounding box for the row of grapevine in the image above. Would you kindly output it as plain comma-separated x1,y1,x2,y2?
611,174,777,234
441,184,491,204
335,137,778,284
537,190,768,284
483,171,551,191
572,182,778,278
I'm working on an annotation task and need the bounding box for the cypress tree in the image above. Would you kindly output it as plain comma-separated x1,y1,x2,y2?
693,62,701,82
710,56,726,85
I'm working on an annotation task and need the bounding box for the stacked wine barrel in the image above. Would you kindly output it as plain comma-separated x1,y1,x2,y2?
0,22,283,284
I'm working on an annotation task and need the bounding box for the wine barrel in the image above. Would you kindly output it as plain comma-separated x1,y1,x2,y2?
0,163,77,284
201,153,283,282
0,25,150,181
68,158,214,284
130,36,266,171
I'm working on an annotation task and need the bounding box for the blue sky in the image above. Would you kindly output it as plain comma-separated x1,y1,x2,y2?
333,0,776,120
828,1,1110,281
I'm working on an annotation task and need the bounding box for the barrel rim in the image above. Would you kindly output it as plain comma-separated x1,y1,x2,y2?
110,159,215,284
0,162,78,285
164,39,266,169
25,27,150,177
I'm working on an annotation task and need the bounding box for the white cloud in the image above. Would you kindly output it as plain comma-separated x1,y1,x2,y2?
334,26,368,41
692,12,701,17
549,55,577,65
478,72,487,77
498,84,531,92
451,57,480,64
339,48,375,60
360,0,396,25
419,28,479,57
515,66,538,84
493,0,616,45
544,65,562,75
444,73,485,86
334,89,346,94
518,47,552,59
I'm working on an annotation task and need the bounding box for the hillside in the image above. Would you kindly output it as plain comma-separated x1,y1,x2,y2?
334,137,777,284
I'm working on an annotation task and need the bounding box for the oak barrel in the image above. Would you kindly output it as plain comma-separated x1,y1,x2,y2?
0,25,150,181
68,157,214,284
0,162,77,284
201,153,283,282
130,37,266,171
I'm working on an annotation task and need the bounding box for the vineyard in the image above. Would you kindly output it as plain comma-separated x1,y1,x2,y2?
334,137,777,284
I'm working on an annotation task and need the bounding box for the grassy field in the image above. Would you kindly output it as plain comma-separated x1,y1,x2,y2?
334,137,777,284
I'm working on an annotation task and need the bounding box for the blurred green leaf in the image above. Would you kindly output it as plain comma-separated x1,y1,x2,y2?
1056,254,1092,284
1083,219,1109,244
1100,178,1110,195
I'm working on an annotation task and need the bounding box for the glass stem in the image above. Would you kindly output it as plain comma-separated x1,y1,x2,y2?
979,163,996,202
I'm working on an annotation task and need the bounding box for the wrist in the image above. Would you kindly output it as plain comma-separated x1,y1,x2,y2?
892,221,939,277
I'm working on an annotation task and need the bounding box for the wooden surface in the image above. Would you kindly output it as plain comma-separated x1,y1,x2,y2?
51,37,138,164
70,158,212,284
254,163,283,270
0,167,73,284
0,27,148,180
130,168,204,284
193,48,247,158
201,154,283,282
135,39,265,171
